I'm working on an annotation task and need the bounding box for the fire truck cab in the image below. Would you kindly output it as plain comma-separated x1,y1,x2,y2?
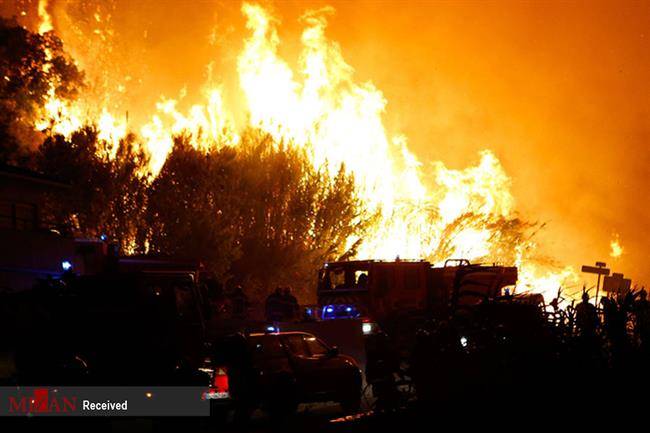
317,260,430,322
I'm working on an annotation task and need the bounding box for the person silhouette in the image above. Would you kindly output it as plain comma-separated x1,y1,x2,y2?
575,290,598,339
281,287,299,321
265,287,283,322
634,289,650,352
230,285,248,319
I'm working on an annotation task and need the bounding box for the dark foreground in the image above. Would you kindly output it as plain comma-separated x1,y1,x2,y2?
4,392,647,433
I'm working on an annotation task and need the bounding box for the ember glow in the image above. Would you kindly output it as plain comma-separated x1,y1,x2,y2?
36,0,51,33
610,235,624,259
12,0,594,300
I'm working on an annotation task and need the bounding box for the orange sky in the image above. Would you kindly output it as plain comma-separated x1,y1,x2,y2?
3,0,650,287
326,0,650,286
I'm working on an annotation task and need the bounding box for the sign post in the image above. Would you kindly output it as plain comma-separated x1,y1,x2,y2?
581,262,610,306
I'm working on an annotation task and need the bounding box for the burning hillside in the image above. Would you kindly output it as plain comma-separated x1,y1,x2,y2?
2,0,586,300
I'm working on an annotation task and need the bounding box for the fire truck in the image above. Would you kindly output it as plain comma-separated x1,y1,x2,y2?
314,259,558,408
316,258,518,330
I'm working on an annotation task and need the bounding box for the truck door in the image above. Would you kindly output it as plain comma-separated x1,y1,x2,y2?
171,280,205,367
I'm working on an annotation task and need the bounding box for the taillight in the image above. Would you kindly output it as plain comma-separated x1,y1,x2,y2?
213,366,229,395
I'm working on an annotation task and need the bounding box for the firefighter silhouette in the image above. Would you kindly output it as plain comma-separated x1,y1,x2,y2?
575,290,598,339
229,285,248,319
265,287,284,322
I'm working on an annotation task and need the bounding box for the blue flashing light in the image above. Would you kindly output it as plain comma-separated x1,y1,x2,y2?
100,234,107,241
61,260,72,271
321,304,334,320
266,325,278,333
321,304,361,320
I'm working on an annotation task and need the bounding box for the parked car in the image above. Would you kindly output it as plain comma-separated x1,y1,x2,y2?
207,330,362,420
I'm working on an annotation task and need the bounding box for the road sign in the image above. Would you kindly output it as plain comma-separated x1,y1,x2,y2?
603,273,631,295
581,265,610,276
581,262,610,307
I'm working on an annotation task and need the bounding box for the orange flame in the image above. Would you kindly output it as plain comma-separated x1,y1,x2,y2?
610,234,623,258
30,2,579,301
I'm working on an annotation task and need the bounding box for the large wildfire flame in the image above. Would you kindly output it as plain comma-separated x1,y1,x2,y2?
29,1,580,301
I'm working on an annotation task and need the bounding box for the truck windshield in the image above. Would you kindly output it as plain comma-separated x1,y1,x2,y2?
321,267,368,291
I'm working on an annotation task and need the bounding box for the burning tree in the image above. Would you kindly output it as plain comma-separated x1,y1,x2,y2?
230,130,372,300
35,127,150,253
147,130,372,300
145,135,242,279
0,17,83,164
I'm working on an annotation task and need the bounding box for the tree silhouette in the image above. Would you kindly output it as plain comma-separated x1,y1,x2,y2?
0,18,84,164
147,130,370,301
36,127,149,252
231,130,371,301
146,135,241,279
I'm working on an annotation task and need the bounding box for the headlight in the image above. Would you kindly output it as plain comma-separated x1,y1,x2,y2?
362,322,376,335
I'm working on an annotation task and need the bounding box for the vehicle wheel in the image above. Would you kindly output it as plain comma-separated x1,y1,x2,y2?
267,380,297,420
